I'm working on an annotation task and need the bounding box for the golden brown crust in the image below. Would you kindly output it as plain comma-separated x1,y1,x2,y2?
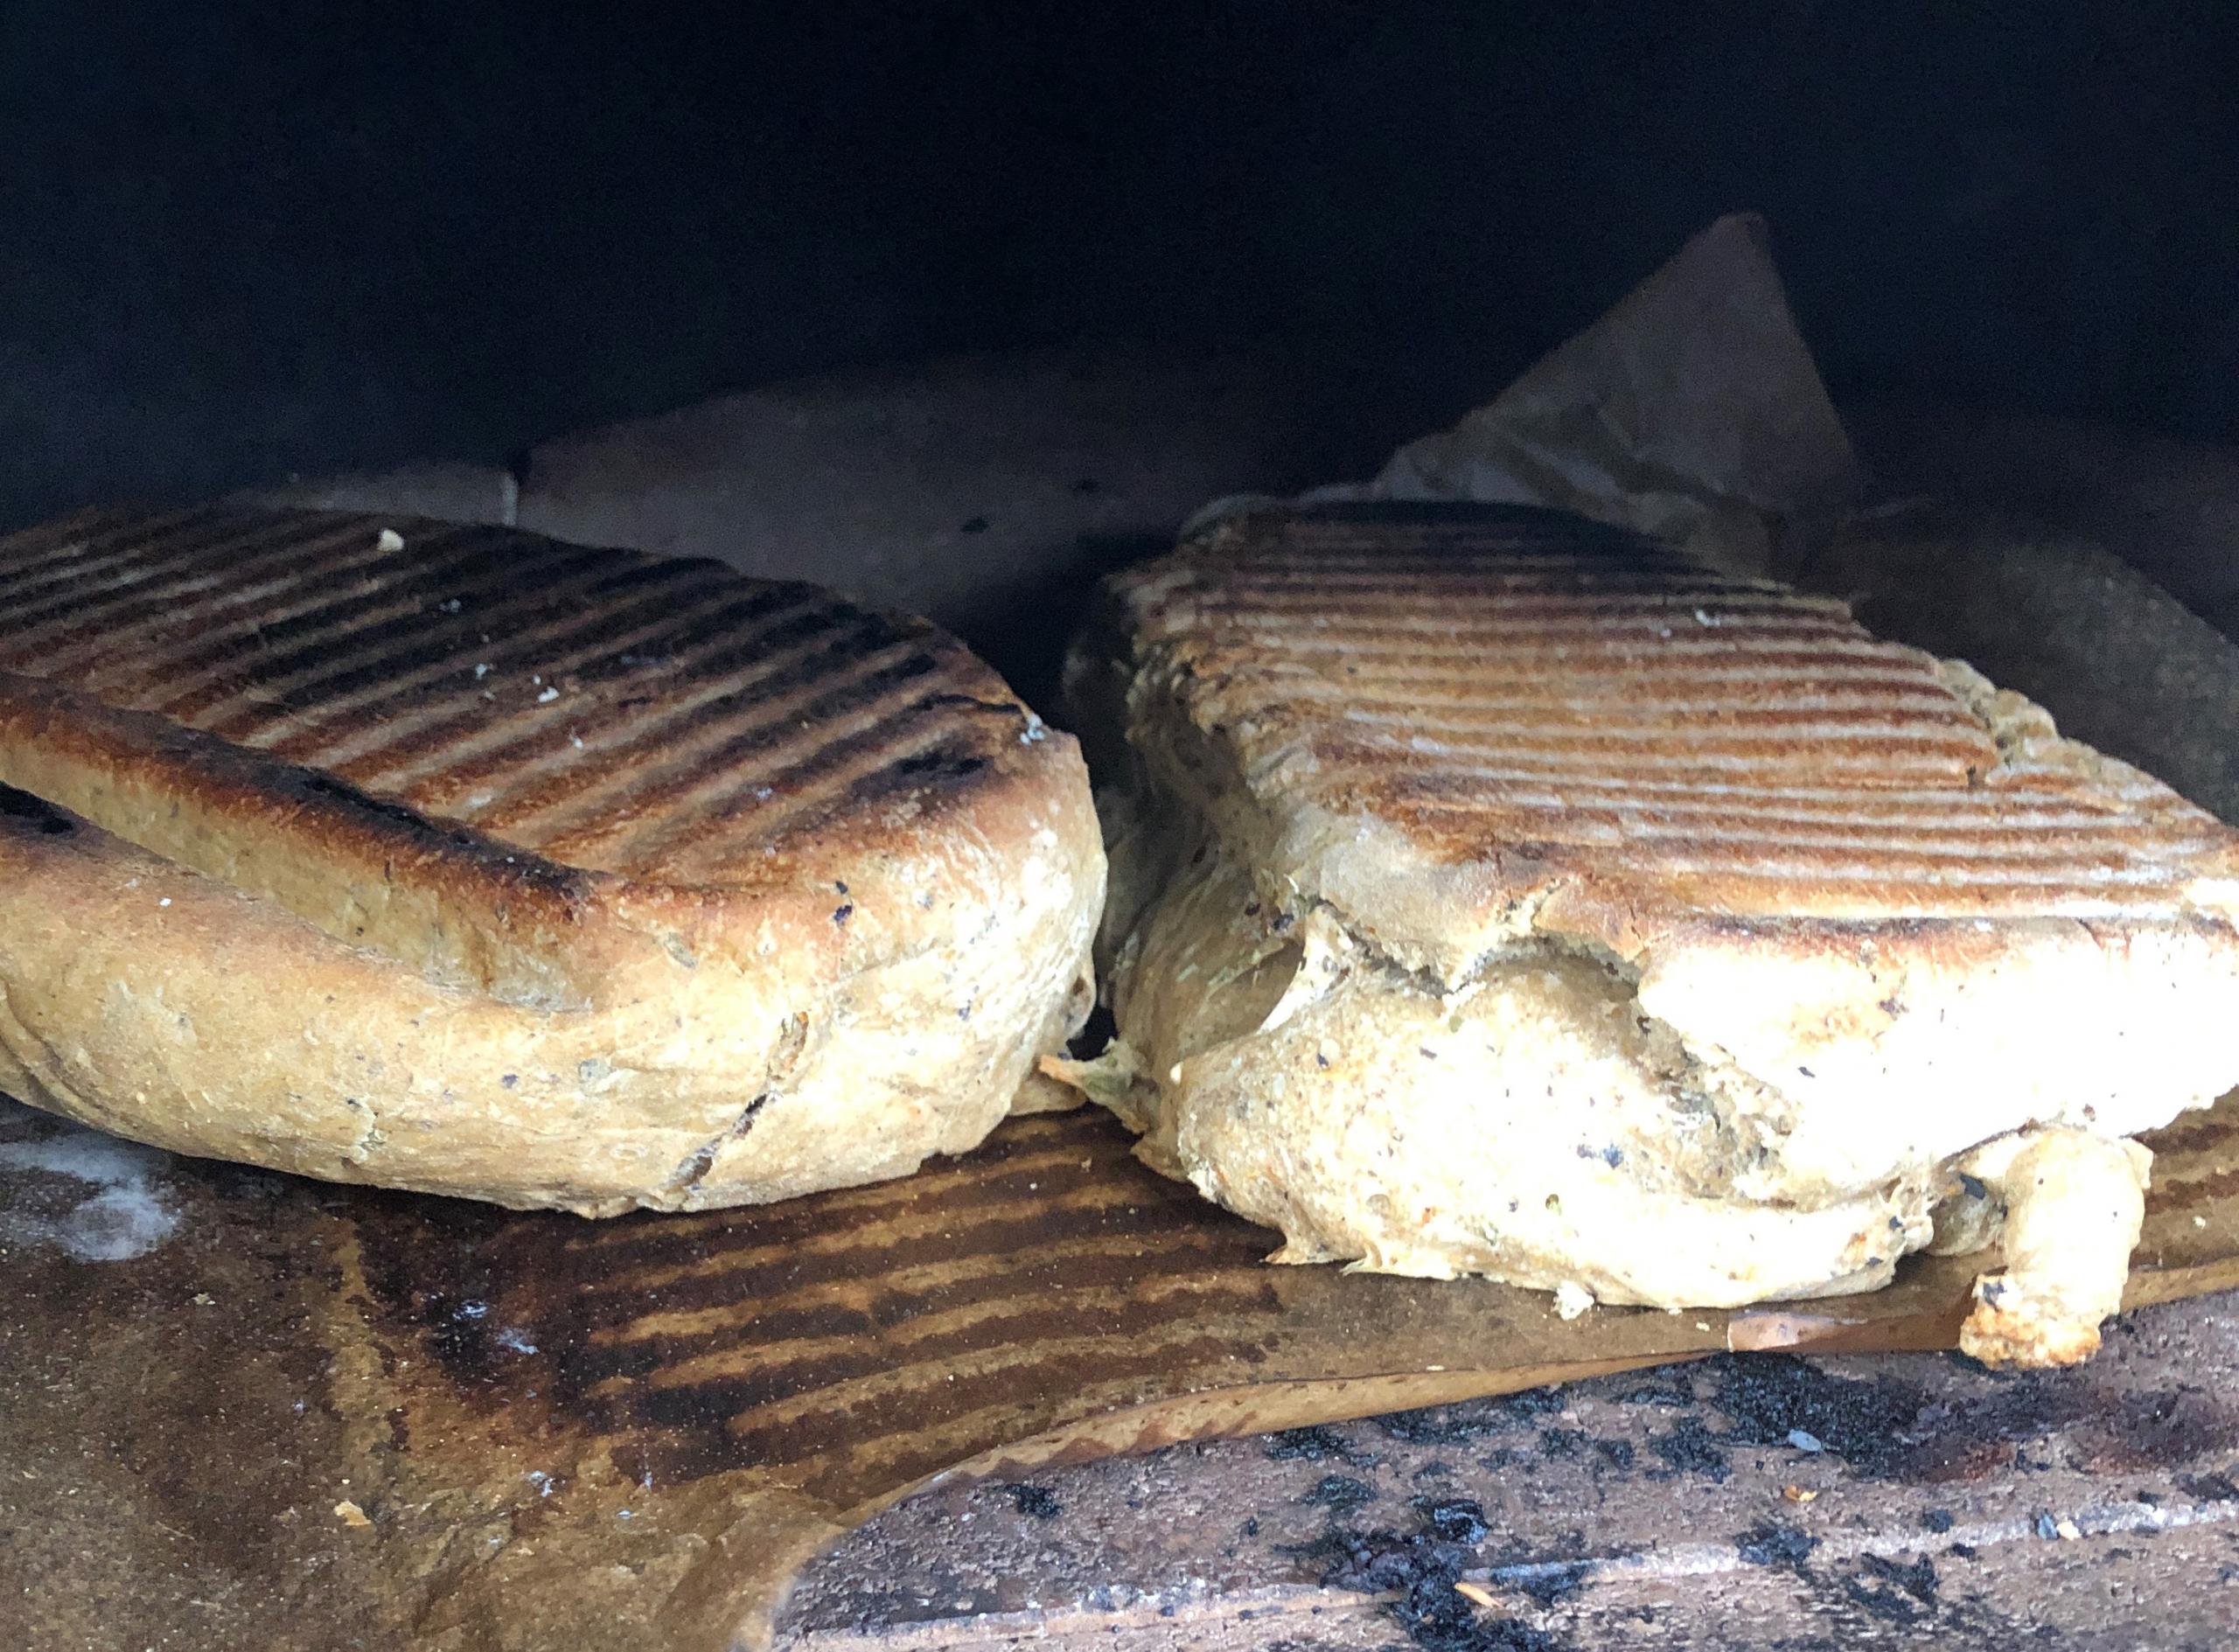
1098,502,2239,979
0,508,1104,1212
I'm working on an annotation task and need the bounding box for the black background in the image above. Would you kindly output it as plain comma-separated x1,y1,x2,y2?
5,1,2236,527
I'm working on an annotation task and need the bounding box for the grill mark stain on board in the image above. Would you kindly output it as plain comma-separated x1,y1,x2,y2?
573,1196,1239,1352
565,1151,1210,1331
624,1279,1278,1430
351,1110,1284,1490
0,508,1049,892
553,1138,1133,1267
572,1235,1258,1386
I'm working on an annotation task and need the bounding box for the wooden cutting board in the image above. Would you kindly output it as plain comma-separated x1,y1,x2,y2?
4,1088,2238,1652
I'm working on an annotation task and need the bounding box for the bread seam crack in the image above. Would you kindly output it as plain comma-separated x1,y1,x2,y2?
657,1011,812,1205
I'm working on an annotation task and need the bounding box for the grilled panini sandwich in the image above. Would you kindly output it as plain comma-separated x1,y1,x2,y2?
0,508,1102,1215
1062,502,2239,1366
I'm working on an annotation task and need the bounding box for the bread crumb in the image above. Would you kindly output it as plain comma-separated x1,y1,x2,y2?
1552,1281,1594,1320
1454,1580,1499,1608
375,529,403,553
537,687,561,704
1782,1485,1818,1503
334,1499,372,1529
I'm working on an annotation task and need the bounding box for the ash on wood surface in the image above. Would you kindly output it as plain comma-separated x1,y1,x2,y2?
778,1296,2239,1649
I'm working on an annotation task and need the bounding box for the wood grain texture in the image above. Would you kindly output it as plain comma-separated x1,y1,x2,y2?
5,1088,2238,1652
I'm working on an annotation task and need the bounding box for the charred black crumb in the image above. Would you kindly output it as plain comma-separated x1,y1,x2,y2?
500,1074,518,1088
1645,1416,1731,1482
1002,1482,1061,1520
1734,1521,1818,1568
1266,1424,1377,1467
1709,1355,1926,1476
1413,1460,1455,1481
1305,1474,1378,1512
831,902,854,926
2177,1472,2239,1502
1240,1516,1260,1537
1310,1495,1558,1652
1840,1553,1940,1624
1593,1439,1636,1471
1615,1378,1696,1408
1922,1508,1955,1533
833,880,848,894
1315,1053,1330,1069
1949,1543,1978,1560
1504,1387,1568,1420
1379,1400,1515,1446
1416,1498,1490,1544
959,516,990,533
1478,1448,1522,1472
1537,1428,1589,1460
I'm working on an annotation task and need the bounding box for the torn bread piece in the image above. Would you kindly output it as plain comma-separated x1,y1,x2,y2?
0,508,1102,1214
1057,501,2239,1365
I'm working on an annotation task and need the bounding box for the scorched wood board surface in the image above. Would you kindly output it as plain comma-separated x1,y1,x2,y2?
4,1088,2239,1652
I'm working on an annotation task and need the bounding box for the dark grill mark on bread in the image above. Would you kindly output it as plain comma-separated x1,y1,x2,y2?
1109,505,2236,923
0,508,1054,883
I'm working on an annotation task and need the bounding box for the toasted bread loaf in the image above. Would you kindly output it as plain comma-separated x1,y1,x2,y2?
0,508,1102,1214
1064,502,2239,1364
